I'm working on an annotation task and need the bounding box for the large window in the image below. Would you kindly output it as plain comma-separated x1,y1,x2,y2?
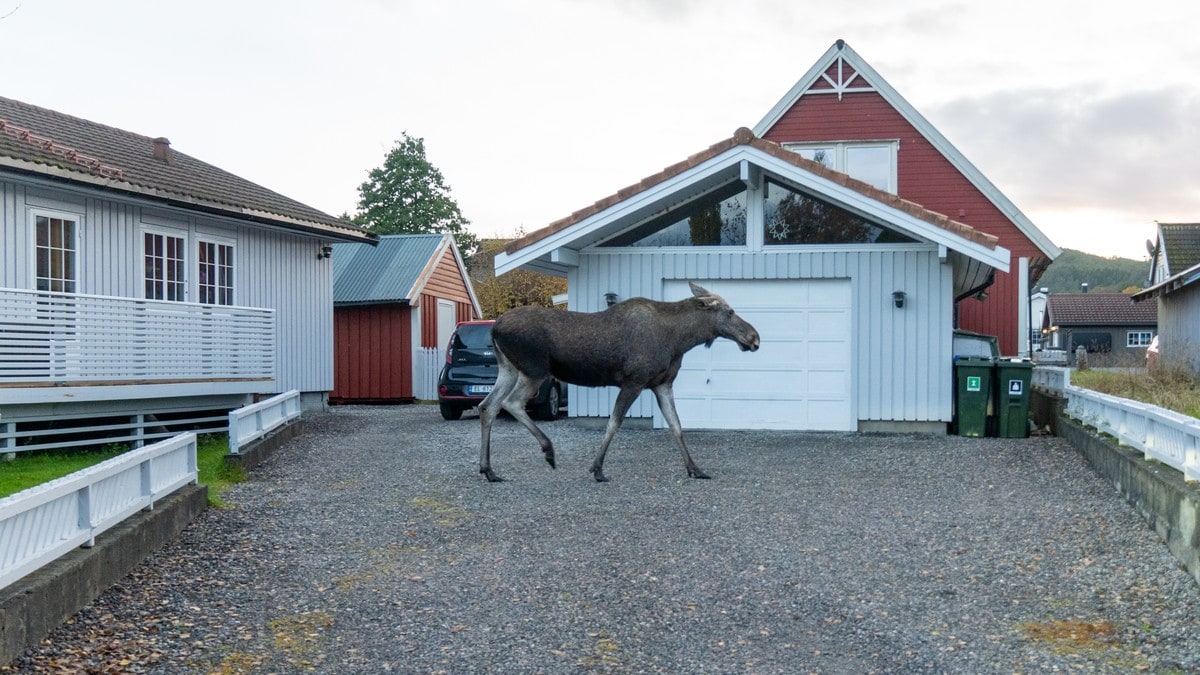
144,230,186,301
35,213,77,293
783,141,898,193
197,240,235,305
763,179,916,246
600,183,747,247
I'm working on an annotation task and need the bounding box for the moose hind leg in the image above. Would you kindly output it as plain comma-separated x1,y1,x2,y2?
478,365,518,482
500,371,556,469
653,383,710,479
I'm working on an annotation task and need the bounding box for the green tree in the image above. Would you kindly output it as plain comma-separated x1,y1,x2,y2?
352,132,479,260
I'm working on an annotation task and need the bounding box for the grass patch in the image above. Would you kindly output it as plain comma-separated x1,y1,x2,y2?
0,434,244,507
1071,363,1200,418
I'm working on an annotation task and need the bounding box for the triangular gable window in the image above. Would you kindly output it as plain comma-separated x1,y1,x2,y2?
601,182,747,247
763,179,916,246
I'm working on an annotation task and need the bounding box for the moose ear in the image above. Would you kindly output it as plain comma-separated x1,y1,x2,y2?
689,281,711,297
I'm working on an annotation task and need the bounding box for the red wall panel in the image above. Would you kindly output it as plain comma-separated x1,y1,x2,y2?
330,305,413,403
763,91,1047,354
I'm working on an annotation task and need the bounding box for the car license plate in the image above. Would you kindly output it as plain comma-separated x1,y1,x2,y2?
467,385,493,395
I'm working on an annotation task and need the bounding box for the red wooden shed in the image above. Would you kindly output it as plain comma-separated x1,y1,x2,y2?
330,233,480,403
753,40,1061,356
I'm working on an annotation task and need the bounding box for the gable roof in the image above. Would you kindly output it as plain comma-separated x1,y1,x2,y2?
1045,293,1157,327
752,40,1060,261
498,127,1008,284
0,96,372,242
333,234,479,313
1156,222,1200,277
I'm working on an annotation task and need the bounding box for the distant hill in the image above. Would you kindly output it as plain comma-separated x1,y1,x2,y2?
1035,249,1148,294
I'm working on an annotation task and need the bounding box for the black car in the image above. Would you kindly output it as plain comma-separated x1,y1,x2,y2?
437,320,564,421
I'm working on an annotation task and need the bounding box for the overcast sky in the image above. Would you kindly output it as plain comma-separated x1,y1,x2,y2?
3,0,1197,259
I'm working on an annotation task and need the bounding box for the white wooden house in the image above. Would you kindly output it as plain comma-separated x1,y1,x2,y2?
0,96,374,451
496,128,1009,432
1133,222,1200,371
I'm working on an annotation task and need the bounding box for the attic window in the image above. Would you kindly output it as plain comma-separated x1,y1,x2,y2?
763,179,916,246
783,141,897,193
600,182,747,247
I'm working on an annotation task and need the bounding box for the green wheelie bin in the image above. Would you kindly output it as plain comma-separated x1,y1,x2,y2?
993,358,1034,438
953,355,993,437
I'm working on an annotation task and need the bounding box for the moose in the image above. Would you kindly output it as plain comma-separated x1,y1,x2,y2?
478,281,761,482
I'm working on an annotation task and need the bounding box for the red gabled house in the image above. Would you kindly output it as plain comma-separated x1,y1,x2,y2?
754,40,1060,356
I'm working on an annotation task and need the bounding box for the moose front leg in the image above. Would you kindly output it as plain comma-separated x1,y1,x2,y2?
652,383,710,479
590,386,642,482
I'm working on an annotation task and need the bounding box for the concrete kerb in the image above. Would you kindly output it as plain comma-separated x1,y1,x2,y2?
0,483,208,665
1033,389,1200,587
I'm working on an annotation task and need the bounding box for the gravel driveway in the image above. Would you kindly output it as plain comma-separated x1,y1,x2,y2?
5,404,1200,673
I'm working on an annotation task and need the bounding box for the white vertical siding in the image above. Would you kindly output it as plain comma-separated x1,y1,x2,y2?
568,246,954,426
0,179,334,396
1158,290,1200,371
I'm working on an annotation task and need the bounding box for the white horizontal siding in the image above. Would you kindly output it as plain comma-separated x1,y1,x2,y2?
567,247,953,426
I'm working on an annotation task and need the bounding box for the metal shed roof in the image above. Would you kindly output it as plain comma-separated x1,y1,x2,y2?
332,233,448,305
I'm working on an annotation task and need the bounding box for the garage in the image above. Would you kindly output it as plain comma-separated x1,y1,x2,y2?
661,279,854,431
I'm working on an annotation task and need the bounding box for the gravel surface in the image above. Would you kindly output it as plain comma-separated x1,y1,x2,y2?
4,404,1200,673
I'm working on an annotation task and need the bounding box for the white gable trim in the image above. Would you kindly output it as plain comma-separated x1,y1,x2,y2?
408,233,482,317
496,144,1009,276
753,40,1060,261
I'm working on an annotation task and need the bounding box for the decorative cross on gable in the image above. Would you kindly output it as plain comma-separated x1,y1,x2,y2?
807,54,877,100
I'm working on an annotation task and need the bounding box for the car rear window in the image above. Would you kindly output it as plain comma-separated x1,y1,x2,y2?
454,324,493,349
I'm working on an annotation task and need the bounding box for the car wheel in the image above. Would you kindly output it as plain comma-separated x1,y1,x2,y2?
439,402,464,421
533,384,560,421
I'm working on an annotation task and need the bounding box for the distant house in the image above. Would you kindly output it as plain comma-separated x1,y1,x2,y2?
0,96,374,452
330,234,480,403
497,127,1010,432
1132,222,1200,370
752,40,1061,355
1041,293,1157,364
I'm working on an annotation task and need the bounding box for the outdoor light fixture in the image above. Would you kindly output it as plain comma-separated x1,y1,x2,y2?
604,292,619,307
892,290,906,309
318,245,333,259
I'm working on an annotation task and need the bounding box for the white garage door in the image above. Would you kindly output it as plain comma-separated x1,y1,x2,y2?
661,279,854,431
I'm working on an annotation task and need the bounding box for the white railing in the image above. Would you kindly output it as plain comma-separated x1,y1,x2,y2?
1032,366,1071,395
1034,365,1199,482
0,432,198,591
1063,384,1200,483
414,347,444,401
0,287,275,385
228,390,302,454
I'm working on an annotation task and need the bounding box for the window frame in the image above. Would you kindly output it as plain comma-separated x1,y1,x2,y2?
142,225,189,302
31,208,81,293
782,140,899,194
196,235,236,306
1127,331,1153,348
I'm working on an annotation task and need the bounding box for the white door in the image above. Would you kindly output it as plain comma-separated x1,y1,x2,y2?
661,279,854,431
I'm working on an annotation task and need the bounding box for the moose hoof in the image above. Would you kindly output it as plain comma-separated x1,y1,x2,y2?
688,468,712,480
543,448,556,469
590,466,609,483
480,467,505,483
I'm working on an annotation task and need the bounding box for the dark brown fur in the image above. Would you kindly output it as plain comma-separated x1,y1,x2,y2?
478,281,760,482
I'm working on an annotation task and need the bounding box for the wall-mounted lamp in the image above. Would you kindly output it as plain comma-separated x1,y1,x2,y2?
604,292,619,307
318,245,333,259
892,290,906,309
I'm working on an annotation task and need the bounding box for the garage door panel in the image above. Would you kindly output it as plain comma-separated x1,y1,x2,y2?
663,279,853,431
